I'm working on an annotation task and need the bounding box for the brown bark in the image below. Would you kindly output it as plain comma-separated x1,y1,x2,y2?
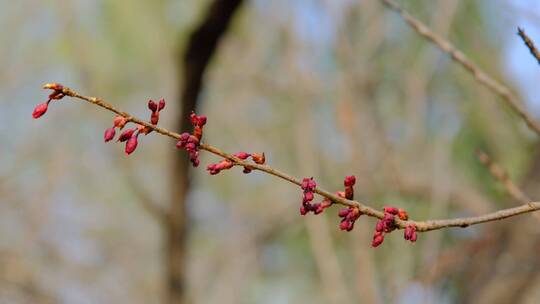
166,1,244,303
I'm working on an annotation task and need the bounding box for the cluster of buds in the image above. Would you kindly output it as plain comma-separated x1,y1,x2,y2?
103,100,165,155
299,178,333,215
338,206,361,231
206,152,265,175
336,175,361,231
32,83,66,119
176,112,207,167
372,206,413,247
148,99,165,124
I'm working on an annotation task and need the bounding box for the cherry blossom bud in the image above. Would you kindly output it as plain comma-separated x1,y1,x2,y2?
158,99,165,111
303,191,314,203
193,126,203,140
251,153,265,164
113,116,127,129
340,220,353,231
197,115,207,126
338,208,350,218
233,152,251,160
404,225,417,242
371,232,385,247
32,102,49,119
300,206,308,215
125,135,138,155
118,128,136,142
383,207,399,215
375,220,384,232
151,111,159,125
242,167,252,174
104,127,116,142
345,187,354,200
147,99,157,112
344,175,356,187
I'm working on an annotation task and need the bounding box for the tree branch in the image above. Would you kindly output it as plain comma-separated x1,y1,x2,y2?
56,85,540,233
380,0,540,137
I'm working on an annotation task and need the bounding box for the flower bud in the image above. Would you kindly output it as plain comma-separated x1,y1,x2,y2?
148,100,158,112
125,135,138,155
151,112,159,125
32,102,49,119
113,116,128,129
338,208,350,218
104,127,116,142
118,128,135,142
383,206,399,215
251,152,265,164
233,152,251,160
344,175,356,187
371,232,385,247
158,99,165,111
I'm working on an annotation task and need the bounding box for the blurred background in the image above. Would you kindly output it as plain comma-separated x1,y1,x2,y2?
2,0,540,303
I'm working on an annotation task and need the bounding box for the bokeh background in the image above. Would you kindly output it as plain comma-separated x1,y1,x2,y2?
2,0,540,303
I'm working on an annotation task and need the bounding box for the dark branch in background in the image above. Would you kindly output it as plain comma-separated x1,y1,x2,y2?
518,28,540,65
380,0,540,137
168,1,244,304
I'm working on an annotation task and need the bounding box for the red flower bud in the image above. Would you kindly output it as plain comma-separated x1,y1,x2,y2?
303,191,314,203
338,208,350,218
125,135,138,155
340,220,353,231
151,112,159,125
118,128,136,142
404,225,417,242
242,167,252,174
383,207,399,215
158,99,165,111
113,116,127,129
197,115,207,126
344,175,356,187
148,99,158,112
251,152,265,165
300,206,308,215
345,186,354,200
371,232,385,247
375,220,384,232
233,152,251,160
104,127,116,142
32,102,48,119
193,126,203,140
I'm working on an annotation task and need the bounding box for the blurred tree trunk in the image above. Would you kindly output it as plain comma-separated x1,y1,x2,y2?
166,1,243,303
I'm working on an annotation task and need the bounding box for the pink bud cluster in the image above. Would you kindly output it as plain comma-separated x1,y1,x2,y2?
102,100,165,155
338,207,361,231
148,99,165,124
206,152,266,175
176,111,207,167
336,175,362,231
299,178,333,215
32,83,66,119
372,206,415,247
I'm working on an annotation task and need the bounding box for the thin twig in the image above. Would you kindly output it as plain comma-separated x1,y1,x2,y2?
476,149,531,204
58,86,540,232
380,0,540,137
517,27,540,65
476,149,540,220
